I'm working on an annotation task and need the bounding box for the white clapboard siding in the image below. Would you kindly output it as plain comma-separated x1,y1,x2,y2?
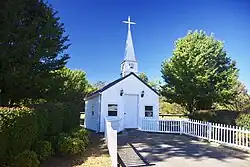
139,118,250,150
105,118,117,167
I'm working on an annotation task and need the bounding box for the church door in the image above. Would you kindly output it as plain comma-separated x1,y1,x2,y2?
124,94,138,128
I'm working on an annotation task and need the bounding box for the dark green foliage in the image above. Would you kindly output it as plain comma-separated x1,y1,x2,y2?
0,103,84,165
46,104,64,136
57,128,89,155
57,134,86,155
35,140,52,161
34,107,49,140
190,110,240,125
62,102,82,133
161,30,238,113
0,0,70,106
71,128,89,147
160,96,187,114
0,107,38,162
236,112,250,129
11,150,39,167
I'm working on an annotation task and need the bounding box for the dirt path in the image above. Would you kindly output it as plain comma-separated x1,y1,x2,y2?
41,132,111,167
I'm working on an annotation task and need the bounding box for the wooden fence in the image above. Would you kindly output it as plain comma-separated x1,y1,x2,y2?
140,118,250,150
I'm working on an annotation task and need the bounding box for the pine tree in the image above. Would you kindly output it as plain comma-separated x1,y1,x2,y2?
0,0,70,105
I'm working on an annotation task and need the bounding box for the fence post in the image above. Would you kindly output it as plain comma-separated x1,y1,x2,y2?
180,120,183,135
208,122,212,142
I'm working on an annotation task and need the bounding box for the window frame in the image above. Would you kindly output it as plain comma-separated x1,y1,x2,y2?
129,63,134,69
91,105,94,116
145,105,153,117
108,104,118,116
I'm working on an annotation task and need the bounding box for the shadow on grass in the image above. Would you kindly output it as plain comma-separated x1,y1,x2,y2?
41,131,110,167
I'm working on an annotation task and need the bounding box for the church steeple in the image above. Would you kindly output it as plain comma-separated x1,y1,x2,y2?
121,16,138,77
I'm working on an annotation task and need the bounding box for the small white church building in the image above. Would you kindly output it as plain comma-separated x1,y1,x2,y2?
84,16,159,132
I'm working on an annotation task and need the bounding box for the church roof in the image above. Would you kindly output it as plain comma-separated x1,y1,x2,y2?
85,72,159,100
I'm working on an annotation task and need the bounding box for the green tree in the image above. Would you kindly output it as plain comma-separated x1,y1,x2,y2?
0,0,69,106
161,30,238,113
49,68,93,103
159,96,187,114
93,81,106,89
215,81,250,111
139,72,149,83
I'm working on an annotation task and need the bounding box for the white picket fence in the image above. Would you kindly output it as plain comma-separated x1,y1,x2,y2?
140,118,250,150
107,117,124,133
104,118,117,167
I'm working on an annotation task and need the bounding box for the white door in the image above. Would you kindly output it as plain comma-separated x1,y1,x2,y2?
124,95,138,128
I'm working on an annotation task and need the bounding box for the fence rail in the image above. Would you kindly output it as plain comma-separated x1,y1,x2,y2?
105,118,117,167
107,117,123,133
139,118,250,150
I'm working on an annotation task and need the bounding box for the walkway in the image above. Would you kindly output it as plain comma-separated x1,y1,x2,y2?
118,130,250,167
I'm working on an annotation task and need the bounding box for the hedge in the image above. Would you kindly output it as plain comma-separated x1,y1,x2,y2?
189,109,240,125
11,150,39,167
236,111,250,129
0,107,38,163
0,102,84,166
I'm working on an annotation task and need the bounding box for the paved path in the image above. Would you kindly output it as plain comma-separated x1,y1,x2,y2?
118,130,250,167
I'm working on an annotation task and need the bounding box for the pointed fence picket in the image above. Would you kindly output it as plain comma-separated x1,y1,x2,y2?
139,118,250,150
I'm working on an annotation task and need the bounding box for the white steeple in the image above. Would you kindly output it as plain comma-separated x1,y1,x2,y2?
121,16,138,77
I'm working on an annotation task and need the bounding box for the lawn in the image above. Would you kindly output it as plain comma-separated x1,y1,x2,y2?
41,131,111,167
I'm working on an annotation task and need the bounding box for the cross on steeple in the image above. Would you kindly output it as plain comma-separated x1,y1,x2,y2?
122,16,136,31
121,16,138,77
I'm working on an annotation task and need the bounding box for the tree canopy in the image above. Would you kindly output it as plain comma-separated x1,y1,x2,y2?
51,68,94,103
93,81,106,89
139,72,149,83
161,30,238,113
0,0,70,105
215,81,250,111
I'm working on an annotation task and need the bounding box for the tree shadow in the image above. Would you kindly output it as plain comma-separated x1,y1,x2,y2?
41,131,110,167
118,130,250,165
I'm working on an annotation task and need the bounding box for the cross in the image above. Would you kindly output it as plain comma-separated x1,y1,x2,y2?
122,16,136,30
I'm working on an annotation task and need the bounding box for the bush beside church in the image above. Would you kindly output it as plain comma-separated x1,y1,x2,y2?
0,104,89,167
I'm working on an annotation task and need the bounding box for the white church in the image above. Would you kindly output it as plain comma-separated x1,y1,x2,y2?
84,16,159,132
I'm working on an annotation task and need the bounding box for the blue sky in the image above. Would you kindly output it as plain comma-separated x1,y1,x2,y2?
49,0,250,89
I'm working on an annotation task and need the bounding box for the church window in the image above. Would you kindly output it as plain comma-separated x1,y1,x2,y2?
145,106,153,117
129,63,134,69
91,105,94,116
108,104,118,116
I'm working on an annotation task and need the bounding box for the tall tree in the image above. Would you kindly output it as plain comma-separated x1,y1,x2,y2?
93,81,106,89
216,81,250,111
48,68,93,103
0,0,70,105
139,72,149,83
161,30,238,113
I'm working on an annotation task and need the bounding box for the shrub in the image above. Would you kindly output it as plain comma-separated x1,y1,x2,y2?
236,112,250,129
190,109,240,125
71,128,89,146
57,133,86,155
35,140,52,161
68,137,86,155
11,150,39,167
34,107,49,140
0,102,82,165
0,107,38,161
62,102,82,133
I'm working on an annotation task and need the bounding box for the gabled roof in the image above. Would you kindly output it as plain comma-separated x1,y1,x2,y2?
85,72,159,100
